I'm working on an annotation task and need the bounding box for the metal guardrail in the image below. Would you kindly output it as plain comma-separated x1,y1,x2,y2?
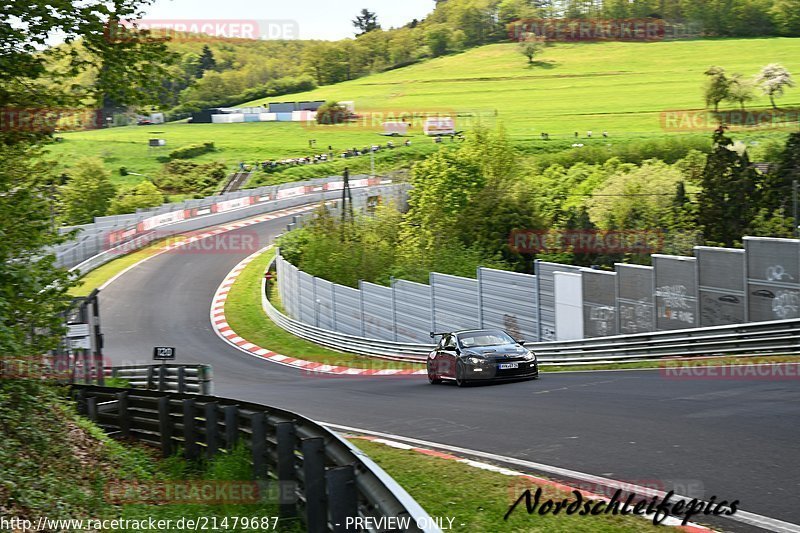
108,364,213,394
72,385,441,533
262,271,429,362
263,258,800,364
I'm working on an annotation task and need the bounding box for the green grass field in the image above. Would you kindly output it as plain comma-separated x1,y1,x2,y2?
49,38,800,183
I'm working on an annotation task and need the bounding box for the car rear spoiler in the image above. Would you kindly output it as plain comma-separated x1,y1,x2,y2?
429,332,448,339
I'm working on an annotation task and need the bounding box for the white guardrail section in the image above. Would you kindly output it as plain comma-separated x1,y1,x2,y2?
264,255,800,365
63,176,408,276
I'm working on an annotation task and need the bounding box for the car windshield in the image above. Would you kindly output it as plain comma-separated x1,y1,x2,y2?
457,330,515,348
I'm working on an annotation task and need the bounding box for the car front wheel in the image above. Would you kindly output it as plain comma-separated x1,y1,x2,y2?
427,363,442,384
455,360,469,387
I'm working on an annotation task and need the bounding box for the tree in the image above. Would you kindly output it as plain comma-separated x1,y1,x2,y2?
0,0,172,361
518,32,544,64
109,179,163,215
771,0,800,36
726,73,755,110
425,25,451,57
755,63,795,109
59,158,116,225
82,14,176,113
761,132,800,212
697,130,760,246
198,45,216,76
704,66,731,112
315,101,350,125
352,8,380,36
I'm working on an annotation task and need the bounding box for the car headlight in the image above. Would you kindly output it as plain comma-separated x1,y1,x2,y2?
468,356,483,365
524,351,536,361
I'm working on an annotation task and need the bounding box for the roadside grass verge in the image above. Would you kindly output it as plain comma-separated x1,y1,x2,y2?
69,237,178,297
350,437,666,533
223,248,421,370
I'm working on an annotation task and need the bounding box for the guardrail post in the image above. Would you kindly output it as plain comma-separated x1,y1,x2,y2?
326,465,357,533
146,366,155,389
199,365,213,395
301,437,327,533
183,399,199,460
250,412,267,479
205,402,219,459
177,366,186,393
158,364,167,392
117,391,130,438
275,422,297,518
86,396,98,422
158,396,173,457
224,405,238,450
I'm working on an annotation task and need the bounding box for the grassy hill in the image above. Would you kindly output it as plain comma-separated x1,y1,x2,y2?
240,38,800,135
50,38,800,183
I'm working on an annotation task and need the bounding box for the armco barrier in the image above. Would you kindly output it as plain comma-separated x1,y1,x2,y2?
54,175,406,273
273,234,800,341
266,255,800,364
108,364,213,394
67,180,409,276
73,385,440,533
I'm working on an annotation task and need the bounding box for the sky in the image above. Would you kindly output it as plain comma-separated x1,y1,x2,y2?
142,0,435,41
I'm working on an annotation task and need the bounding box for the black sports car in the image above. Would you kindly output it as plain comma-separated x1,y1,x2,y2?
427,329,539,386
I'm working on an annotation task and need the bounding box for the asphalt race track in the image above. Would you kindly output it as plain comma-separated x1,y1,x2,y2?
101,208,800,532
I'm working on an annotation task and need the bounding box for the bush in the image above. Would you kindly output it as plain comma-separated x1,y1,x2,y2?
155,160,227,194
169,142,215,160
315,101,350,125
170,75,317,115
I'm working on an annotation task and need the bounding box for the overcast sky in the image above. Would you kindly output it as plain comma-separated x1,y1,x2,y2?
142,0,434,40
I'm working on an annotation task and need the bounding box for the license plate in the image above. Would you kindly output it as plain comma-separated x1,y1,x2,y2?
498,362,518,369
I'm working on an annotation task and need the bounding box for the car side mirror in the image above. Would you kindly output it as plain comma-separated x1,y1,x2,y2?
517,340,526,346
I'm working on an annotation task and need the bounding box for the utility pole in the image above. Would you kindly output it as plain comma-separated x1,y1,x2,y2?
341,167,354,240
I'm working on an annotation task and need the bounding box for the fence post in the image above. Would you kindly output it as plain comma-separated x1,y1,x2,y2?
275,422,297,518
158,364,167,392
86,396,98,422
224,405,238,450
250,412,267,479
390,277,398,342
205,402,219,459
177,366,186,393
326,465,357,533
430,272,436,333
158,396,173,457
183,399,199,460
301,437,327,533
199,365,213,395
117,391,130,438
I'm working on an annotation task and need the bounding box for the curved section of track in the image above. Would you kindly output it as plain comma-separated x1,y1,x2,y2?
101,208,800,531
